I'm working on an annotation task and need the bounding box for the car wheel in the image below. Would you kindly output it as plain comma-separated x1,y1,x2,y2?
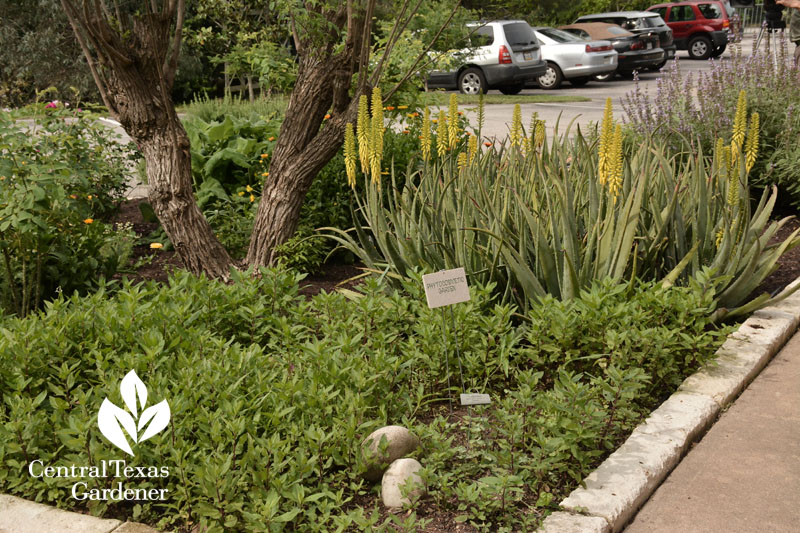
593,71,616,82
688,35,712,60
458,68,487,95
569,76,590,87
499,84,524,95
537,62,563,90
710,44,726,58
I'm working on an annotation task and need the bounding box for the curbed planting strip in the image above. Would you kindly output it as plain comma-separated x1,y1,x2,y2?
539,278,800,533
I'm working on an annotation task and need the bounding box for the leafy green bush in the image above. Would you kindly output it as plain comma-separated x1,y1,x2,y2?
0,108,136,316
0,270,726,531
329,99,799,320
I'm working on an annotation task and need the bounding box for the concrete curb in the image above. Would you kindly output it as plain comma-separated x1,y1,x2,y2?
0,494,159,533
539,279,800,532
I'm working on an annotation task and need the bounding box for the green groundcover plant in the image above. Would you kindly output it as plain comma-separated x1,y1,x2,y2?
0,269,728,531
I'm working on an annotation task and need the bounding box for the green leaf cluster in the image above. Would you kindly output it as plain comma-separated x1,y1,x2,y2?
0,270,726,531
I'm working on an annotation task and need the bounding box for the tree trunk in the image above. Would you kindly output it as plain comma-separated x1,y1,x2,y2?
97,15,234,278
141,118,235,278
246,57,355,266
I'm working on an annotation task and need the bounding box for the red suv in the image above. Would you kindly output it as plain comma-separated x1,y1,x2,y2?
647,1,730,59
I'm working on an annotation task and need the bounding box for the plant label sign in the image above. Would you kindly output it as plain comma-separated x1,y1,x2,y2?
422,268,470,309
460,393,491,406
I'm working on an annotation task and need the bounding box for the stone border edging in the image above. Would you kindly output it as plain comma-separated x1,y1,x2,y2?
538,279,800,533
0,494,160,532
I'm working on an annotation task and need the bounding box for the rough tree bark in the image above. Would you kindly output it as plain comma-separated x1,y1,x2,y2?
61,0,234,278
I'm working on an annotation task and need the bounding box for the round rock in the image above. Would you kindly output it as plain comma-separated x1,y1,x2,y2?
362,425,420,481
381,458,426,508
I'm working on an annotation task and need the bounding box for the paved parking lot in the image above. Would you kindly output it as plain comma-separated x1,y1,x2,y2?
467,31,766,141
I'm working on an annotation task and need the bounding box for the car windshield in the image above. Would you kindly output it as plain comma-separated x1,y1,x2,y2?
537,28,584,43
503,22,538,46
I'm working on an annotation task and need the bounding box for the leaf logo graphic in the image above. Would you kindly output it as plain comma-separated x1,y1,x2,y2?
98,370,170,456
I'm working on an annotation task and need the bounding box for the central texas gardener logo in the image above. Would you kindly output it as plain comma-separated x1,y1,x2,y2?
98,370,170,456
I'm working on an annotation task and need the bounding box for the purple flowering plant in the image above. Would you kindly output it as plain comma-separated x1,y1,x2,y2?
623,31,800,201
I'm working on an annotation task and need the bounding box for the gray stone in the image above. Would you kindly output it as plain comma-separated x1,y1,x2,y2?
362,425,420,481
0,494,122,533
381,458,425,508
538,512,610,533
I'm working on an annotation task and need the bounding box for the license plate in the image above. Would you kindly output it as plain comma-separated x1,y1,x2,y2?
647,43,653,50
523,52,532,60
604,56,612,64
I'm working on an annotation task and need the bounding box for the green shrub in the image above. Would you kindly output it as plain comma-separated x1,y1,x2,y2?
0,108,136,316
0,270,727,531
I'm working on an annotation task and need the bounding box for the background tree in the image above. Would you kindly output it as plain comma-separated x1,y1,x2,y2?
61,0,234,277
0,0,96,106
60,0,461,275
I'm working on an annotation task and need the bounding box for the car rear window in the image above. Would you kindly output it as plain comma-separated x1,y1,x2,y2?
641,15,667,28
537,28,584,43
698,3,723,19
502,22,538,47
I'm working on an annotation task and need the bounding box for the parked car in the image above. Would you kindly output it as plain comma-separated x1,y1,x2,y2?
559,23,664,80
647,1,730,59
530,27,618,89
426,20,547,95
574,11,676,70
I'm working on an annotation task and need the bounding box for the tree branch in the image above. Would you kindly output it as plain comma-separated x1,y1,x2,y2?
384,0,462,101
60,0,117,115
355,0,376,93
368,0,418,86
163,0,184,87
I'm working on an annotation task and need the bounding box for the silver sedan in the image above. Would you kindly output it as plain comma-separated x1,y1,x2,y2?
531,27,618,89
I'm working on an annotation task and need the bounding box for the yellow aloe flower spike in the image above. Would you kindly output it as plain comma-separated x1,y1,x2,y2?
534,119,546,151
437,110,448,158
607,123,624,202
357,95,370,175
448,93,459,149
745,111,760,173
724,145,739,206
370,87,384,184
731,90,747,154
467,134,478,163
457,152,467,172
715,227,725,249
344,123,357,189
421,107,432,161
510,104,523,148
597,98,614,186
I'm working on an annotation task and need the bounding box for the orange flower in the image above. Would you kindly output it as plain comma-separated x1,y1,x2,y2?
268,136,276,141
402,130,410,134
324,114,331,119
83,218,93,224
150,243,163,249
69,194,77,199
465,131,472,136
249,194,255,202
260,153,269,159
484,142,492,147
87,195,93,200
262,172,269,177
385,106,395,111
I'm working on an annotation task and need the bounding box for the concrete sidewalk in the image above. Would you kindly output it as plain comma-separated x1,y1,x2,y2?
625,331,800,532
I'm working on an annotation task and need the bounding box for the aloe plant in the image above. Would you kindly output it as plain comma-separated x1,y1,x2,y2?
326,98,799,319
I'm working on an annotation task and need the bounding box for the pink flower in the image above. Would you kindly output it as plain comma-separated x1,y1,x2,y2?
44,101,59,109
